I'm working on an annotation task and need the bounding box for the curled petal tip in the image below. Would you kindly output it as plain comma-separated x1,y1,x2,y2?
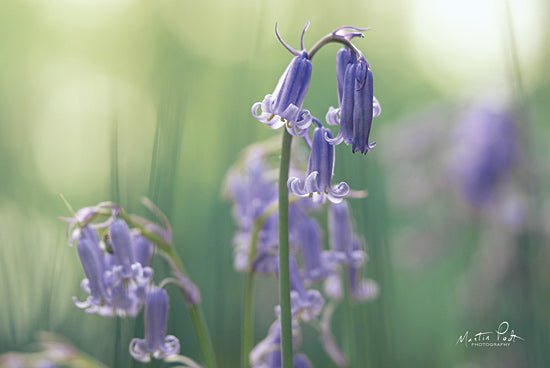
332,26,371,41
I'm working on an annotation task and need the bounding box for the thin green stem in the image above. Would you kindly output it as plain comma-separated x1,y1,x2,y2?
164,248,218,368
278,130,294,368
241,273,255,368
307,34,362,61
188,306,218,368
241,197,297,368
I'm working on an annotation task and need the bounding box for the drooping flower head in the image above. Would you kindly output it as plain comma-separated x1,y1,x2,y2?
252,22,313,137
295,218,332,283
326,48,380,153
288,122,350,203
73,236,108,309
72,217,154,317
129,287,180,363
352,56,376,154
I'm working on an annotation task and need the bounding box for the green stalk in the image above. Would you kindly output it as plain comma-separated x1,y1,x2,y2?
278,130,294,368
241,272,255,368
241,199,296,368
165,248,219,368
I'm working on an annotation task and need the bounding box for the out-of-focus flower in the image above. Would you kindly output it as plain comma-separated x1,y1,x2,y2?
249,320,310,368
328,202,365,267
129,288,180,363
449,105,518,208
288,125,350,203
72,219,153,317
295,218,332,283
73,237,109,311
347,237,379,301
0,332,107,368
320,303,349,367
276,256,324,321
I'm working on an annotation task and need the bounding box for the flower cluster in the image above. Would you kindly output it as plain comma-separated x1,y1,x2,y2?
61,200,198,364
230,23,382,367
225,140,379,366
252,25,380,205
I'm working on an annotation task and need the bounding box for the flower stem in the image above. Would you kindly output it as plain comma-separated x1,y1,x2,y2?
241,198,295,368
188,305,217,368
278,129,294,368
307,34,362,60
165,248,218,368
119,210,217,367
241,273,255,368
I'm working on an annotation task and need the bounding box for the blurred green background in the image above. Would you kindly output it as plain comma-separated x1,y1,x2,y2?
1,0,549,367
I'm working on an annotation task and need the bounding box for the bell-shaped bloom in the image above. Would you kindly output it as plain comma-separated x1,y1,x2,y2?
100,254,153,317
130,288,180,363
109,220,135,278
276,256,324,321
352,57,376,154
73,237,108,310
328,202,365,267
295,218,332,283
132,234,153,268
326,50,380,153
252,51,313,137
288,126,350,203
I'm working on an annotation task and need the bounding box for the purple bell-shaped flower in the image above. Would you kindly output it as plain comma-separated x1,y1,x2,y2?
288,125,350,203
129,288,180,362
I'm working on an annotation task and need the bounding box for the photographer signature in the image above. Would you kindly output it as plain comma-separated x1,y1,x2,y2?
456,321,525,347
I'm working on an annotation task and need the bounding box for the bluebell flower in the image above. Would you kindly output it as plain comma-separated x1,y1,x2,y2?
352,57,376,154
249,320,310,368
295,218,332,283
276,256,324,321
109,219,135,278
72,219,154,317
288,125,350,203
129,287,180,363
73,237,108,311
326,49,380,153
328,202,365,267
252,23,313,137
449,105,518,207
132,234,153,268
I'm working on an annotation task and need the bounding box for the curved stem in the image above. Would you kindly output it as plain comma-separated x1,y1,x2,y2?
278,130,294,368
307,34,362,61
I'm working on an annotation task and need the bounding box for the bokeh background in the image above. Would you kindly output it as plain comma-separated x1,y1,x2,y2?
1,0,549,367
